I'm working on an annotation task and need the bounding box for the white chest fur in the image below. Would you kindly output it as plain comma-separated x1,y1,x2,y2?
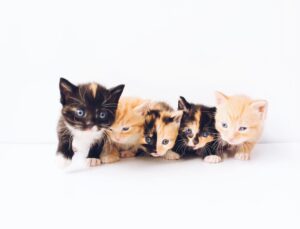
66,124,105,158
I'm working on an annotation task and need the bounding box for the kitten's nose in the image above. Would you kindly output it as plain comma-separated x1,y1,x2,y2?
193,138,199,145
188,134,194,138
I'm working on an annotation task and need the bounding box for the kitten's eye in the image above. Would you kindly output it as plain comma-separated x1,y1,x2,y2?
122,127,130,131
98,111,107,120
222,123,228,128
75,109,85,118
185,128,192,135
145,137,152,144
162,139,169,145
202,132,209,137
239,126,247,132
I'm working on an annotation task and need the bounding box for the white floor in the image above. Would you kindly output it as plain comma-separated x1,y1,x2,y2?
0,143,299,229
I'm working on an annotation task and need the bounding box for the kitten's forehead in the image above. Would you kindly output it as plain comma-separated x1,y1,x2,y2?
76,83,108,106
181,107,201,129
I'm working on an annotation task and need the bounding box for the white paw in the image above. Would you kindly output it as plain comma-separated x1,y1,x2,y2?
164,151,180,160
86,158,101,167
56,154,71,168
204,155,222,164
235,152,250,161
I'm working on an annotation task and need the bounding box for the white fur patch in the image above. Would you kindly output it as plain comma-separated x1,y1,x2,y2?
66,123,105,158
204,155,222,164
235,152,251,161
86,158,101,167
56,154,72,168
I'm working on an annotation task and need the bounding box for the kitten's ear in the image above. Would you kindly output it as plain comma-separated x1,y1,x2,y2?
251,100,268,120
215,91,229,106
178,96,191,112
134,100,151,116
59,78,77,105
108,84,125,104
171,110,183,124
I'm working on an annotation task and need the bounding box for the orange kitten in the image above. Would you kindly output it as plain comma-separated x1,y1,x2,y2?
106,97,150,161
215,92,268,160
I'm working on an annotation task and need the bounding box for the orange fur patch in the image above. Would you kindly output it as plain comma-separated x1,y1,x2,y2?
215,93,267,147
89,83,98,98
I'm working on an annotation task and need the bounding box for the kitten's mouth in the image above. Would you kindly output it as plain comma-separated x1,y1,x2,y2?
83,125,99,131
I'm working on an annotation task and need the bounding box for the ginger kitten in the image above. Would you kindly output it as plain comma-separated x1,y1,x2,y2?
107,97,150,160
141,102,183,160
215,91,268,160
56,78,124,167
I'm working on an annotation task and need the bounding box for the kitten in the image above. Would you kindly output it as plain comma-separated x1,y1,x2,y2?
173,96,222,163
214,91,268,160
140,102,183,160
56,78,125,167
107,97,150,159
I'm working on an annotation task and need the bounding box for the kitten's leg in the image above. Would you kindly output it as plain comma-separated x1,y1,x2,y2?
120,150,137,158
203,142,222,164
235,142,255,161
164,150,181,160
56,137,74,168
86,141,104,167
100,143,120,164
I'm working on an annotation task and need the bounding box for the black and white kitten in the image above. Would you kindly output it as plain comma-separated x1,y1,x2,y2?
56,78,125,167
173,96,222,163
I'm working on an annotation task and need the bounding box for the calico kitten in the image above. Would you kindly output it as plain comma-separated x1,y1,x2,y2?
214,91,268,160
173,96,222,163
56,78,125,167
107,97,150,159
140,102,183,160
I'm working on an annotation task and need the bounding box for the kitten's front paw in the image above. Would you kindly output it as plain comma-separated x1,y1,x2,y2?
86,158,101,167
120,150,136,158
164,151,180,160
101,154,120,164
204,155,222,164
235,152,250,161
56,154,72,168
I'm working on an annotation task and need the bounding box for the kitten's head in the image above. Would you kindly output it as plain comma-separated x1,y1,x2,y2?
109,98,150,145
59,78,125,131
178,97,216,150
141,109,183,157
215,91,268,145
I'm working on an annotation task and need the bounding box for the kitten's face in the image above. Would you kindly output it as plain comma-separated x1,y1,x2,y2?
215,92,268,145
59,78,124,131
141,110,183,157
109,98,149,145
177,97,216,150
110,118,143,145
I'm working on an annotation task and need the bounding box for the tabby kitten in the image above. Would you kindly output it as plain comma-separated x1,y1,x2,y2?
140,102,183,160
173,96,222,163
108,97,150,159
56,78,125,167
215,91,268,160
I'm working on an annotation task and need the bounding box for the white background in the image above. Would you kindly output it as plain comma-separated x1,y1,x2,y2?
0,0,299,144
0,1,299,229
